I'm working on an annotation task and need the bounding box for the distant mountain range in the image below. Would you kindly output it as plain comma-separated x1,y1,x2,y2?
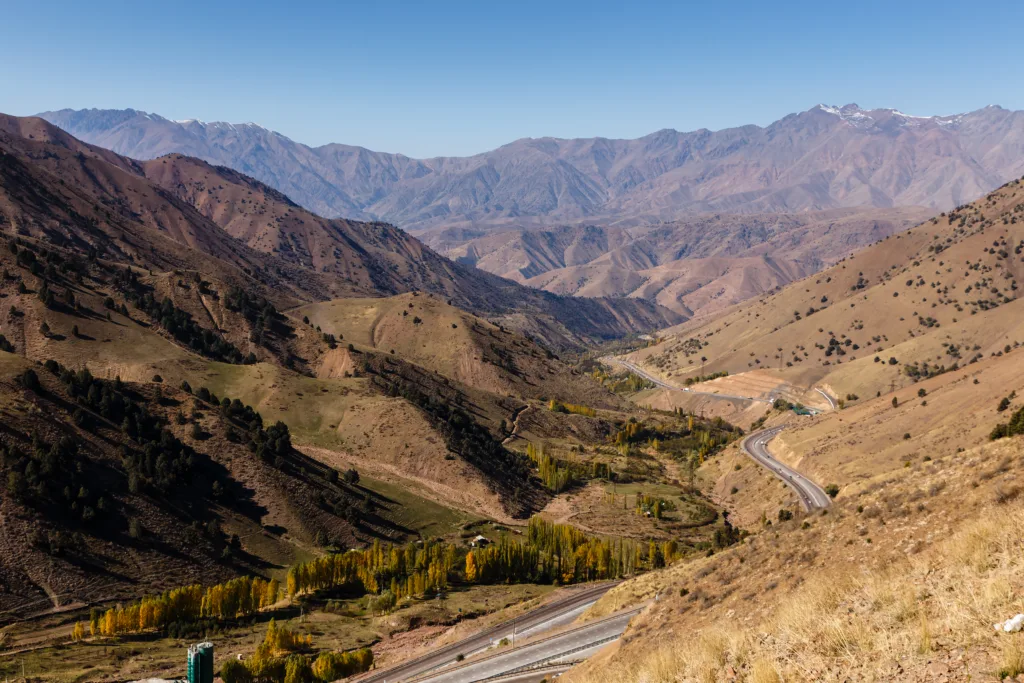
40,104,1024,234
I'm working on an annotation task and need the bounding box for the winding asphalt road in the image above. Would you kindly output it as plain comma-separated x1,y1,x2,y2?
741,427,831,511
355,582,620,683
604,357,832,511
601,358,772,404
602,358,840,415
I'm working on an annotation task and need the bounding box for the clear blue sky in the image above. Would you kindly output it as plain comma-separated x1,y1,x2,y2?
2,0,1022,157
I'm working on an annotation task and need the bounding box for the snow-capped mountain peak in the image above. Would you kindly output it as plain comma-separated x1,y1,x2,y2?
811,103,968,130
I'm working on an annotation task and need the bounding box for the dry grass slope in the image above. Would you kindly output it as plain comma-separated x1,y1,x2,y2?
568,436,1024,682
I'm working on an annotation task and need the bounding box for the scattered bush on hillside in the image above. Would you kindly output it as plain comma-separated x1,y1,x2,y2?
646,413,741,472
7,363,210,521
2,434,103,526
17,368,40,392
547,399,596,417
113,268,247,363
991,406,1024,441
109,269,259,363
773,398,792,411
685,371,730,385
524,442,610,492
590,368,654,393
43,362,199,494
224,286,289,346
904,361,954,381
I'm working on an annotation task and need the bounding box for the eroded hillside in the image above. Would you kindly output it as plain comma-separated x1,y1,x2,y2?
0,113,681,353
626,176,1024,406
442,208,926,317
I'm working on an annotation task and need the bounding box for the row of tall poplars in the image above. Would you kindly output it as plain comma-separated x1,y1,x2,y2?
82,576,280,637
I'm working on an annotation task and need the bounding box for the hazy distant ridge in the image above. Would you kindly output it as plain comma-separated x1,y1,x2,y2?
41,104,1024,231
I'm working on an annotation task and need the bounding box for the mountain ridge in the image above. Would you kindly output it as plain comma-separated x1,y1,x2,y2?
40,104,1024,233
0,114,681,350
437,207,928,317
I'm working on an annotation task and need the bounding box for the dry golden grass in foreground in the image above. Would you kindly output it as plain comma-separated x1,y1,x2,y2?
567,437,1024,682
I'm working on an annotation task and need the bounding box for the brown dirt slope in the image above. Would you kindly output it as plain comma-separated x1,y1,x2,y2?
293,292,625,407
562,177,1024,683
567,430,1024,682
445,209,926,317
0,232,549,523
628,175,1024,403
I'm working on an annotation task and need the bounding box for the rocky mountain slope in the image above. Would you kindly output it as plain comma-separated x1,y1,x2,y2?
440,208,927,317
41,104,1024,232
626,174,1024,402
0,114,680,350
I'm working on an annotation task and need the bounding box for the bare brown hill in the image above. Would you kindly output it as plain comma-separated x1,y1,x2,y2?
561,181,1024,683
569,175,1024,683
292,292,626,408
0,200,555,525
438,209,927,317
568,430,1024,682
0,114,681,352
625,174,1024,404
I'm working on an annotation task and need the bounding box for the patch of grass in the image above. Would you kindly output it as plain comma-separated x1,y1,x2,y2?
199,362,364,449
360,475,477,539
750,658,782,683
1000,635,1024,680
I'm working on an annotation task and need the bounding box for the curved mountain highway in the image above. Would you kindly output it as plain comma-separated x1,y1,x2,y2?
742,427,831,511
601,358,771,404
355,582,620,683
603,358,839,414
604,357,832,510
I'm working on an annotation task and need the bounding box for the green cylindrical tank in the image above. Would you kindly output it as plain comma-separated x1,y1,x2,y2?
187,641,214,683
